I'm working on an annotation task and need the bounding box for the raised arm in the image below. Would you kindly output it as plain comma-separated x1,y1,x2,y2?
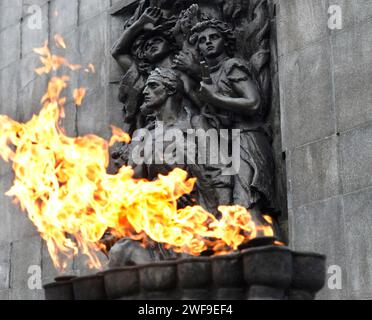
111,7,162,70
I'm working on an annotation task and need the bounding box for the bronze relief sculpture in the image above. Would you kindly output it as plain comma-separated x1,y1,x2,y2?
109,0,278,266
187,18,275,219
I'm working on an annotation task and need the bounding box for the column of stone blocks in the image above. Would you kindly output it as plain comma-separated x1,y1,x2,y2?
277,0,372,299
0,0,22,301
0,0,117,300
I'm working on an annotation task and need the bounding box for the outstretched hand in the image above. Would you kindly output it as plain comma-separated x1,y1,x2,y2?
137,7,162,31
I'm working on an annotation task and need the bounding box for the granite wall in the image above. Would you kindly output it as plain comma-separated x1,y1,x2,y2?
0,0,125,300
276,0,372,299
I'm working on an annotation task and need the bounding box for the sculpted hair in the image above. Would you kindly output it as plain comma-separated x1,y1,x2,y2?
146,68,183,96
190,19,236,57
135,28,180,74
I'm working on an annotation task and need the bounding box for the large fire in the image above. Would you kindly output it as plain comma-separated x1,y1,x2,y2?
0,37,274,271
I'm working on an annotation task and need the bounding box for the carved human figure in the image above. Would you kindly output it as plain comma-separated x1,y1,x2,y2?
127,67,190,179
172,4,203,81
181,19,276,219
108,4,281,266
109,68,219,267
127,68,220,213
111,7,179,135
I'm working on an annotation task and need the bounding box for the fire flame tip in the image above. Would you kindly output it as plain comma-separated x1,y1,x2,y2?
54,34,67,49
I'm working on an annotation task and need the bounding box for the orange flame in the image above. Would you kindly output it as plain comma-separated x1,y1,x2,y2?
109,126,131,147
54,34,66,49
34,41,81,76
0,39,275,271
85,63,95,74
73,88,86,106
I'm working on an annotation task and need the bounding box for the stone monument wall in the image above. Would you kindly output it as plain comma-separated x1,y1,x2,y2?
276,0,372,299
0,0,121,300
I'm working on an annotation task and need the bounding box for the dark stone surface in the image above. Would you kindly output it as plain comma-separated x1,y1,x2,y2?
289,251,326,300
45,246,326,300
211,253,244,288
72,274,107,300
242,246,292,299
103,267,140,299
178,257,212,288
44,279,75,300
140,261,177,291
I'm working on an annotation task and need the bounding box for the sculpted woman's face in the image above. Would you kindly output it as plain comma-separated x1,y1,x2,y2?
144,36,171,63
197,27,225,59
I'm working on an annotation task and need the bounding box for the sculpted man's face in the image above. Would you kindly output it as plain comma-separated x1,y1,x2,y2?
198,27,225,59
144,36,171,63
142,79,168,115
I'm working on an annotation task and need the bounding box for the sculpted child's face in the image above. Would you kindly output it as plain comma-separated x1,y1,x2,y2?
197,27,225,59
144,36,171,63
141,79,168,115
